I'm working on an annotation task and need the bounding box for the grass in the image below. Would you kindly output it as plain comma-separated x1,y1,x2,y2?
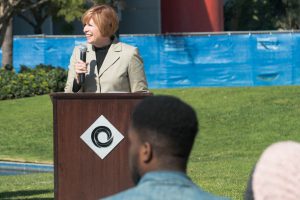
1,86,300,199
0,95,53,163
0,173,53,199
156,86,300,199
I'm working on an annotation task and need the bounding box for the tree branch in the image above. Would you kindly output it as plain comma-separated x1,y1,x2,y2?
0,0,49,47
17,13,36,27
0,1,22,24
19,0,50,13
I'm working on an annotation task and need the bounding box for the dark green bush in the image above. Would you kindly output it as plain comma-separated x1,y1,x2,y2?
0,64,67,100
19,65,33,73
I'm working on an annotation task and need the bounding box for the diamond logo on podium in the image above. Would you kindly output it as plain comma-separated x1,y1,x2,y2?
80,115,124,159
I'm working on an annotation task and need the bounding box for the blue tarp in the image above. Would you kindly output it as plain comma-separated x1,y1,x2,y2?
1,32,300,88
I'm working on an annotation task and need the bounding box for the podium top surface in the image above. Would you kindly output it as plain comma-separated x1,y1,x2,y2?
50,92,153,100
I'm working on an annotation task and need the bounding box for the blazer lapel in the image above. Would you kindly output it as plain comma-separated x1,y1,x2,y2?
99,41,121,77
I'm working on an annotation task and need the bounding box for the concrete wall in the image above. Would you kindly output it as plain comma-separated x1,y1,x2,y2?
118,0,161,34
12,0,161,35
13,13,53,35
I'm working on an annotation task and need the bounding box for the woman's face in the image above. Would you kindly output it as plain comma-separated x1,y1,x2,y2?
83,18,105,47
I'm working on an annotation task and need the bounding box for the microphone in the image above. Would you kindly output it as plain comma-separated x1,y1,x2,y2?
79,44,87,85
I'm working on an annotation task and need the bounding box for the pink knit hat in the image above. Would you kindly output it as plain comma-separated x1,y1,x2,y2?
252,141,300,200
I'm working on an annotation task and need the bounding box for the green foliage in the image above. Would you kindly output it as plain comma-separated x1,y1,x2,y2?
224,0,300,31
53,0,113,23
0,64,67,100
53,0,86,23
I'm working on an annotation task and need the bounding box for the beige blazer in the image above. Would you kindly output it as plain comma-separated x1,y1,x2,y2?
64,40,148,93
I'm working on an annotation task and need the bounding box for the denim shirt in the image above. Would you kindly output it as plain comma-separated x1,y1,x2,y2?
102,171,229,200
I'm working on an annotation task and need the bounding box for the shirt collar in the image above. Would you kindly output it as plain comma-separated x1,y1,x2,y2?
138,171,191,185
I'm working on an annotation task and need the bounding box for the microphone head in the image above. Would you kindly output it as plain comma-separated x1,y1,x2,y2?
79,44,87,52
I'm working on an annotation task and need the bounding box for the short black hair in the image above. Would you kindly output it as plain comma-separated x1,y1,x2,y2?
131,95,198,160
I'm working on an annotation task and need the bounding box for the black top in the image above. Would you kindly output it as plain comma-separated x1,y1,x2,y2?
95,44,111,73
72,43,111,92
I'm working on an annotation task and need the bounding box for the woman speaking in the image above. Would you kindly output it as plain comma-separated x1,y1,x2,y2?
65,4,148,93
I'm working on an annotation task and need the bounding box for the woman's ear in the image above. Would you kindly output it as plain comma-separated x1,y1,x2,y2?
140,142,152,163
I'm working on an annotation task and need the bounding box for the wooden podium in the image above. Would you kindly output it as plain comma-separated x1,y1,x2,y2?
50,93,151,200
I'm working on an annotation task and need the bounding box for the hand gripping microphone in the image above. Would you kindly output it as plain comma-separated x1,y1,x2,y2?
79,44,87,85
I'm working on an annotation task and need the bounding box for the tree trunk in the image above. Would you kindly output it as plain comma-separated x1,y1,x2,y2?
2,17,13,69
0,2,9,48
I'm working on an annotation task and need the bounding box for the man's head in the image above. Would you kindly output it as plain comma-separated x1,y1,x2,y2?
128,95,199,184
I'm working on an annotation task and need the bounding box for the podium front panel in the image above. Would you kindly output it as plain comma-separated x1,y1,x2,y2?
51,93,151,200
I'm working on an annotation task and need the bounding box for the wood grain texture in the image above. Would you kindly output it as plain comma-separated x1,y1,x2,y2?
50,93,152,200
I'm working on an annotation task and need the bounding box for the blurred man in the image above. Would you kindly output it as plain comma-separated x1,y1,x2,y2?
103,95,228,200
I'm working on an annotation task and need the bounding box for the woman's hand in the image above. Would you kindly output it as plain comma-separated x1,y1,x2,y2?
75,60,88,83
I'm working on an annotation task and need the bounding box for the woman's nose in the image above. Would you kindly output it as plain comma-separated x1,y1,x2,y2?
83,26,88,33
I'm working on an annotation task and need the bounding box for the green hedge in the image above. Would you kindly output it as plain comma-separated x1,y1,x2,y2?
0,64,67,100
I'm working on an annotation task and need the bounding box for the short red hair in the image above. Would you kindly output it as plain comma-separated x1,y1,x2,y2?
82,4,119,37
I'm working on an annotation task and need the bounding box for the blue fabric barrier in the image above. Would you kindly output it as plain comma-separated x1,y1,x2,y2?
0,32,299,88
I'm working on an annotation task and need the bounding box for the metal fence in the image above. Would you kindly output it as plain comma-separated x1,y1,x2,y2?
1,31,300,88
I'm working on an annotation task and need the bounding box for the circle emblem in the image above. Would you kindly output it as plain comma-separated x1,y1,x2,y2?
91,126,114,148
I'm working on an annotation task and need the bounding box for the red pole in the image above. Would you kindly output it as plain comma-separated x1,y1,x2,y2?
161,0,224,33
204,0,224,32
